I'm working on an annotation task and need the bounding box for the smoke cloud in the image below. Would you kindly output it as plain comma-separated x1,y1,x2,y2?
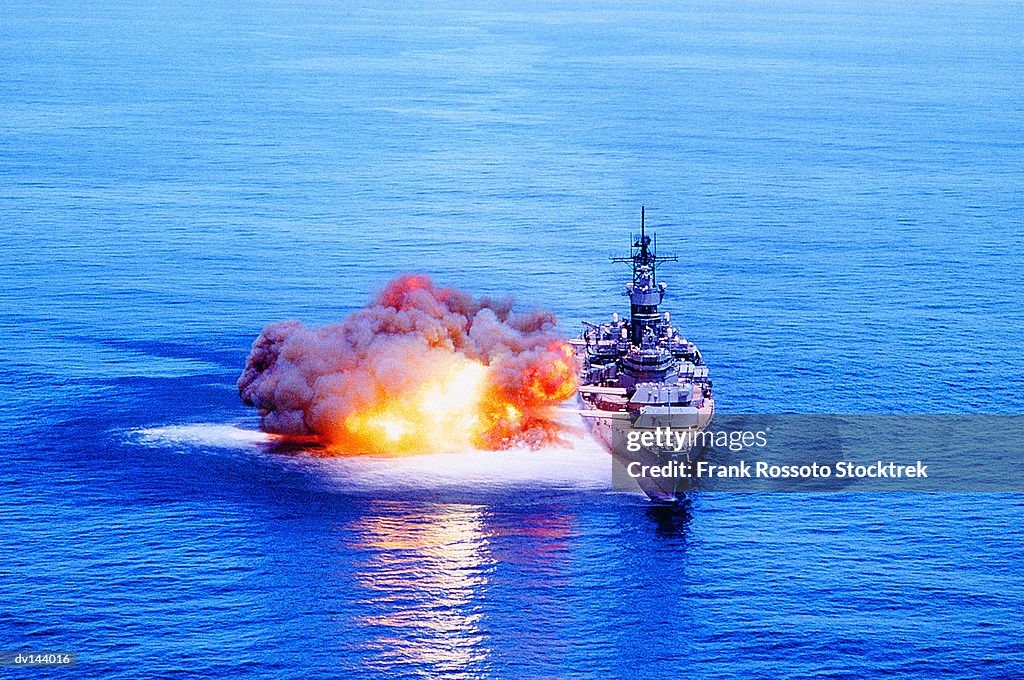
238,275,578,454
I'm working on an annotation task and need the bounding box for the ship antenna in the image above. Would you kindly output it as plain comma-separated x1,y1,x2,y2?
610,206,676,284
640,205,649,264
608,206,680,343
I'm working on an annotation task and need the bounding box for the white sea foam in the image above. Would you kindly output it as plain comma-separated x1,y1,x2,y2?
133,423,279,449
313,434,611,493
131,421,612,492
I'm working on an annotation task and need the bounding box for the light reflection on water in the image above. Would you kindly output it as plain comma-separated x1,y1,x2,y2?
346,504,579,676
351,506,492,676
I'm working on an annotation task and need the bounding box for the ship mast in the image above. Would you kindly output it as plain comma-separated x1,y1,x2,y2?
611,206,678,344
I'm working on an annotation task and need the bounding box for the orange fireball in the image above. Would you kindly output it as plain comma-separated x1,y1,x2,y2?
239,276,579,454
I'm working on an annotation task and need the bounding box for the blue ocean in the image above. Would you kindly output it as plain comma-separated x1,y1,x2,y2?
2,0,1023,677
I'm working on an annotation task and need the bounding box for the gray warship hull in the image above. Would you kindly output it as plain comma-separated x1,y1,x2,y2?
573,208,714,503
577,390,714,503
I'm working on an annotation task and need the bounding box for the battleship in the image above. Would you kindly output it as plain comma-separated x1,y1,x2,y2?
572,208,714,502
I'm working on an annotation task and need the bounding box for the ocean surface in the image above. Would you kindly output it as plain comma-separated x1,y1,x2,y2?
2,0,1023,677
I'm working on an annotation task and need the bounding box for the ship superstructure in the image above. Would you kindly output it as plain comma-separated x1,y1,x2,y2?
572,208,714,502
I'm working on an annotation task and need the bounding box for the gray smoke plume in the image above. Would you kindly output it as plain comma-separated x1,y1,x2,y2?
238,274,578,453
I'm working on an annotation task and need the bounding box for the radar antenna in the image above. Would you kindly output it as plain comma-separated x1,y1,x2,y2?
611,206,678,284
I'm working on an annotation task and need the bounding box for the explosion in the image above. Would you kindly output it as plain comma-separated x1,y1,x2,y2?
238,275,578,454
